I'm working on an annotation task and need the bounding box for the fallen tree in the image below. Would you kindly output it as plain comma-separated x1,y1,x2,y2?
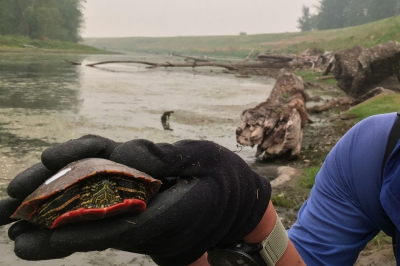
236,70,308,159
64,48,331,77
84,60,290,71
332,41,400,98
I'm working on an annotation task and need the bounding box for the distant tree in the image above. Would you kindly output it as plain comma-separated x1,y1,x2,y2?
239,32,247,35
23,0,64,39
0,0,85,42
367,0,400,22
56,0,85,42
297,5,317,31
346,0,366,26
0,0,19,35
316,0,350,30
302,0,400,31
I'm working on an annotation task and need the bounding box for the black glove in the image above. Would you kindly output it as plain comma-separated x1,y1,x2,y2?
0,135,271,265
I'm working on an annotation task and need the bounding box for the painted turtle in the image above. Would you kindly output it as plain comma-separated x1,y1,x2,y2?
11,158,162,229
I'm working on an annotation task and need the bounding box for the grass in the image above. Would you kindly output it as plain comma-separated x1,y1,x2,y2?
0,35,107,53
84,15,400,57
299,167,320,189
271,194,295,208
347,94,400,122
295,70,338,86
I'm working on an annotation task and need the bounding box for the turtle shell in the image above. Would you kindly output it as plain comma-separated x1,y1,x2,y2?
11,158,162,229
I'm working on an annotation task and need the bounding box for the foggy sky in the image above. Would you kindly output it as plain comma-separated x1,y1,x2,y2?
82,0,320,38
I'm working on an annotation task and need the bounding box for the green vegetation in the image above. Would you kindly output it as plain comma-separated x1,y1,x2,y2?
299,167,320,189
0,0,98,53
295,70,337,86
85,15,400,57
271,194,295,208
299,0,400,31
368,231,392,251
0,35,105,53
0,0,84,42
347,94,400,122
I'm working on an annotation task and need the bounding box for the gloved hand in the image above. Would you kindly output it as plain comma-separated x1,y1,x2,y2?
0,135,271,265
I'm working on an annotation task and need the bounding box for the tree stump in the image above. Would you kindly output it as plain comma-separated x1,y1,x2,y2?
333,41,400,98
236,70,308,159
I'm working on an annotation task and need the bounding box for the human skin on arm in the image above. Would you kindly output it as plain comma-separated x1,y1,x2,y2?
190,201,305,266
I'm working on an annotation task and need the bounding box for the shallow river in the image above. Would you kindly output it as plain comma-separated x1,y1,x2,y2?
0,53,274,265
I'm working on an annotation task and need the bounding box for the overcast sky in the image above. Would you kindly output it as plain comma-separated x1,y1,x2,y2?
82,0,320,38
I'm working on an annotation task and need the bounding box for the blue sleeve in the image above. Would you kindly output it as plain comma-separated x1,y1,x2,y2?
288,113,397,265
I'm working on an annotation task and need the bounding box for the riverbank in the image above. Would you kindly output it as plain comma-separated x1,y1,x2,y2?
84,15,400,57
0,35,109,54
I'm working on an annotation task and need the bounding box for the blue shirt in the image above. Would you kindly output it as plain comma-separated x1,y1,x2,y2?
288,112,399,265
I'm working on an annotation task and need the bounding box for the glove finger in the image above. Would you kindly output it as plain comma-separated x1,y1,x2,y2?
8,220,38,241
110,139,239,179
42,135,120,171
14,229,72,260
49,179,200,254
7,163,54,199
0,198,22,225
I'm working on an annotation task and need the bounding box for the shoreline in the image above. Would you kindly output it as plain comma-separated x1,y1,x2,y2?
0,47,121,55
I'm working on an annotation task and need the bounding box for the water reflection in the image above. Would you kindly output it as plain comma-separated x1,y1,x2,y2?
0,122,51,157
0,54,83,160
0,54,82,111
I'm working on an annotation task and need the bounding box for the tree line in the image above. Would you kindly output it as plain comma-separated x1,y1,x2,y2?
0,0,85,42
298,0,400,31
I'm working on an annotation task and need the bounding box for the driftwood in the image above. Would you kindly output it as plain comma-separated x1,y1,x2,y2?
307,97,353,113
257,52,334,71
315,75,335,81
64,60,81,65
63,48,333,78
322,57,335,75
236,70,308,159
332,41,400,98
352,87,396,105
171,53,214,62
78,60,293,72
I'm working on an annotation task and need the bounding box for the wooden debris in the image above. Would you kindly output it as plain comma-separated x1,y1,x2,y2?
236,70,308,159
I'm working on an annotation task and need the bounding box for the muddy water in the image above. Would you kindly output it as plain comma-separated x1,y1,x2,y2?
0,53,274,265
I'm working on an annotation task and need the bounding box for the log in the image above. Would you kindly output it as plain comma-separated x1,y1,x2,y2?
322,61,334,76
257,53,295,62
85,60,291,71
307,97,353,113
236,70,308,159
171,53,214,62
333,41,400,98
64,60,81,65
315,75,335,81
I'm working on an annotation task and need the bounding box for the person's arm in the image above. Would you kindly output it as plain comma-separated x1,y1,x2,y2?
190,201,305,266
